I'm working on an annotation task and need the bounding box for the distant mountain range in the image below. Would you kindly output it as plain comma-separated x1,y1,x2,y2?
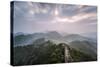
14,31,97,46
80,32,97,41
14,32,24,37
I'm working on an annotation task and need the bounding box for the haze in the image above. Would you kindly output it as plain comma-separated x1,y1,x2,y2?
13,2,97,34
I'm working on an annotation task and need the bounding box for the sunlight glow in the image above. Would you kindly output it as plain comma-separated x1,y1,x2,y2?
52,13,96,23
54,9,59,16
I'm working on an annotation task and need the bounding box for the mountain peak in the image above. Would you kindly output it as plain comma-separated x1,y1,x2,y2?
14,32,24,36
46,31,60,34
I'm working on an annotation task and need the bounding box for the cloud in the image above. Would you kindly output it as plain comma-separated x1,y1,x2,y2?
51,12,97,24
13,1,97,34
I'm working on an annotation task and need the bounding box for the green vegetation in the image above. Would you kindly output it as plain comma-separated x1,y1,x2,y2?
13,40,65,66
68,47,97,62
13,39,97,66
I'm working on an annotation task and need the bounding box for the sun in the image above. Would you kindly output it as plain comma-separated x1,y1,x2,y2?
54,9,59,16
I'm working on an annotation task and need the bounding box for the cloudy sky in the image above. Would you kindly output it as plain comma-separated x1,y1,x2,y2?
13,1,97,34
